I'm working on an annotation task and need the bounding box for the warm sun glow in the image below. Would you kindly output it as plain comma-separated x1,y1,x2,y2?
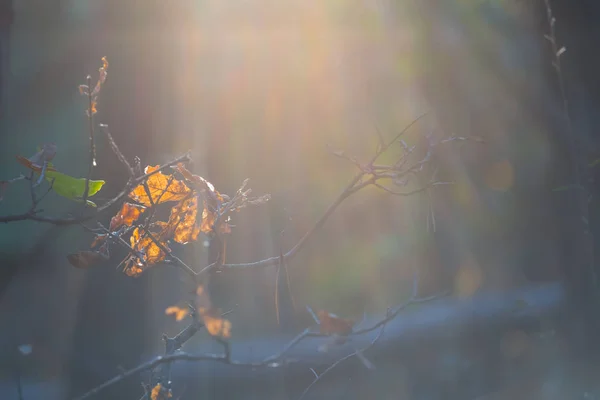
1,0,579,398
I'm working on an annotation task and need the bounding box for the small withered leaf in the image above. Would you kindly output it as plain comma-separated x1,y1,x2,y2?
123,227,169,277
172,164,233,235
67,250,107,269
16,143,58,172
89,101,98,116
165,305,189,322
199,205,232,235
110,202,145,231
150,383,172,400
129,165,191,206
173,163,215,192
202,310,232,339
173,163,225,206
83,57,109,111
166,196,201,244
129,227,168,263
317,310,354,336
124,263,144,278
90,234,107,248
195,285,232,339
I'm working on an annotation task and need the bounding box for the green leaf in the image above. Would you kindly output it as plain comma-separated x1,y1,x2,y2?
44,170,105,206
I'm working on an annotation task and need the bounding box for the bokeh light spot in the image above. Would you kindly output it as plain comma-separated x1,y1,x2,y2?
452,178,480,209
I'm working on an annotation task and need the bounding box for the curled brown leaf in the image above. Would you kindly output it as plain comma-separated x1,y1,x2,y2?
109,202,145,231
317,310,354,336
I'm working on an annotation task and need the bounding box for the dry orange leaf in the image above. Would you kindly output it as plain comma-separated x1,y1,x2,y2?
167,196,201,244
152,220,173,240
150,383,172,400
130,227,167,263
317,311,354,336
195,285,232,339
110,202,145,231
90,234,107,248
91,57,109,97
175,163,231,234
202,310,232,339
200,206,232,235
124,227,169,277
174,163,226,206
125,264,144,278
129,165,191,206
172,163,233,236
67,250,107,269
82,57,109,116
165,306,189,322
173,163,217,196
16,143,58,172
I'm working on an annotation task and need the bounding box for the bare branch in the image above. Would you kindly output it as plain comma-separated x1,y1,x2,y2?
215,113,429,272
216,171,362,272
72,352,229,400
82,75,97,206
144,230,199,281
297,309,390,400
352,291,449,336
72,287,445,400
326,146,363,170
0,174,26,202
33,160,49,187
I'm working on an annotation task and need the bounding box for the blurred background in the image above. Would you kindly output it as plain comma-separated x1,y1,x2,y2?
1,0,599,399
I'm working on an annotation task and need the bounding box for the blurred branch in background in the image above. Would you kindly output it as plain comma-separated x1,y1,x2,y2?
74,270,448,400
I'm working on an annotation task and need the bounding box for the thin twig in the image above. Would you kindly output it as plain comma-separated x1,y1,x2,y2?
372,181,452,197
83,75,96,206
14,357,24,400
33,161,48,187
543,0,595,290
297,310,389,400
0,154,191,224
352,291,448,336
144,230,198,281
217,113,428,271
28,171,36,206
99,124,135,179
